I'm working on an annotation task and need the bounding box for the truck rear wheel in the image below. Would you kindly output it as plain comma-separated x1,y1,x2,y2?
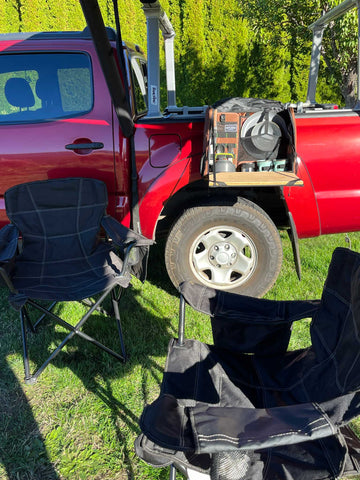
165,200,282,297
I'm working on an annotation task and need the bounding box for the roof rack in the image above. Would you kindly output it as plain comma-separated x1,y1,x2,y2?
306,0,360,107
140,0,176,117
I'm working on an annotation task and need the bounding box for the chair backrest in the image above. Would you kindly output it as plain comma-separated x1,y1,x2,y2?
5,178,108,264
309,247,360,396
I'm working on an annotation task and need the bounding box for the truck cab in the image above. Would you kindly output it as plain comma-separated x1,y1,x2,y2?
0,30,143,223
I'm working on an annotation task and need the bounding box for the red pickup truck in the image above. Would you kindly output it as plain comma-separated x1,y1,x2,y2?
0,0,359,297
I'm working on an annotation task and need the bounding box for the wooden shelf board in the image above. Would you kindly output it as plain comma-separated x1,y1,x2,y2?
207,171,303,187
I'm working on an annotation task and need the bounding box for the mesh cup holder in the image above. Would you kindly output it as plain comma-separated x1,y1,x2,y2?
210,450,254,480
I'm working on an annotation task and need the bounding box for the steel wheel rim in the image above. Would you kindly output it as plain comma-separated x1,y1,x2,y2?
189,225,258,290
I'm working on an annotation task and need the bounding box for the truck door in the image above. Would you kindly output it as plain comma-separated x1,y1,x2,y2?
0,45,115,227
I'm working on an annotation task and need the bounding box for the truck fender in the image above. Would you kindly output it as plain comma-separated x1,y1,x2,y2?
283,156,320,238
137,155,195,239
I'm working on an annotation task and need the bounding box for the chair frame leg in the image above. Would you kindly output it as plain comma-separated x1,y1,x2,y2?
111,288,126,360
20,307,32,383
33,301,57,329
168,295,185,478
20,286,126,384
80,298,108,316
169,464,177,479
177,294,186,347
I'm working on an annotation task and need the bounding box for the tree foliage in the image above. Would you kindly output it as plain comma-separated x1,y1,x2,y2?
241,0,357,106
0,0,355,107
162,0,292,105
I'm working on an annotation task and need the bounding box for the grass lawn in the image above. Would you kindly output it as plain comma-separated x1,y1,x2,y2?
0,231,360,479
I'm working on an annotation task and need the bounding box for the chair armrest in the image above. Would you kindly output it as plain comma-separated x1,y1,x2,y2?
191,399,336,453
0,224,19,293
101,215,153,248
0,224,19,264
180,281,320,323
101,216,154,282
139,393,337,455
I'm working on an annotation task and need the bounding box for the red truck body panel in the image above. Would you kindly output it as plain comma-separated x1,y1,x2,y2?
0,39,117,224
129,120,204,238
288,112,360,237
1,35,360,245
0,37,205,241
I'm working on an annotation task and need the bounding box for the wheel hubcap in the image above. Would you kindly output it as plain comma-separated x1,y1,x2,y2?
189,226,257,290
209,242,237,267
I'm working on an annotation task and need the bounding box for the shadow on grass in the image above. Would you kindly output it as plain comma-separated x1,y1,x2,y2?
0,335,60,479
0,241,180,478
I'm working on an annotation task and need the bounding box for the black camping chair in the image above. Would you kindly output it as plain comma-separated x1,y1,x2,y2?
0,177,153,384
135,247,360,480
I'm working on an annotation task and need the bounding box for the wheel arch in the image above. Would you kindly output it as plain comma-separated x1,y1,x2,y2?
156,182,291,239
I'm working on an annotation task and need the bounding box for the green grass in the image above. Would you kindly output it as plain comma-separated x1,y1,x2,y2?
0,232,360,479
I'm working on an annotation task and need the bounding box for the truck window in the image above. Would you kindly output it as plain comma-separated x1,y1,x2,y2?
130,56,148,115
0,52,93,123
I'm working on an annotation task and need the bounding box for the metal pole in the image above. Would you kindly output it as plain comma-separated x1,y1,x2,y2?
164,32,177,108
144,8,162,117
309,0,357,30
306,27,325,104
178,294,185,346
169,464,177,480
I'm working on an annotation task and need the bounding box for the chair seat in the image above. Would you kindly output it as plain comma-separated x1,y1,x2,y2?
10,243,131,308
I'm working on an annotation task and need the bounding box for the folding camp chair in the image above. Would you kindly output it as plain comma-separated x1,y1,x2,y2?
135,247,360,480
0,177,153,384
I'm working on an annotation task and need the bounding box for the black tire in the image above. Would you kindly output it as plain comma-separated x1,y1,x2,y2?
165,199,282,297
